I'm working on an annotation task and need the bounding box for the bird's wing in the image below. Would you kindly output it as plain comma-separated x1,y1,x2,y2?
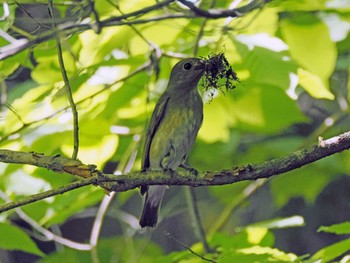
141,92,170,170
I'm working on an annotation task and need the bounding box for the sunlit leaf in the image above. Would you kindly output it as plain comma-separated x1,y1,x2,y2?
232,85,307,134
237,246,298,262
281,14,337,82
233,39,297,89
298,68,335,99
199,95,235,142
61,134,118,167
312,237,350,262
319,222,350,235
246,216,305,229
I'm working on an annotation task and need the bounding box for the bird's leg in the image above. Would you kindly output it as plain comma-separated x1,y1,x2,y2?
160,141,177,178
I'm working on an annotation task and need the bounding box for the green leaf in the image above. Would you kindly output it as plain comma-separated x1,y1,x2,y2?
211,229,274,250
281,14,337,82
199,95,235,142
271,155,343,207
271,0,329,11
236,246,299,262
0,47,29,77
239,7,279,35
232,85,307,134
211,232,252,250
6,80,38,104
5,85,52,125
319,222,350,235
130,20,189,55
211,231,297,262
312,237,350,262
298,68,335,99
271,167,328,207
0,222,43,256
233,39,297,89
218,252,272,263
61,134,118,167
191,130,240,170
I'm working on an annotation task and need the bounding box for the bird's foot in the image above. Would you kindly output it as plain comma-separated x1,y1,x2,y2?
179,164,199,176
163,168,176,178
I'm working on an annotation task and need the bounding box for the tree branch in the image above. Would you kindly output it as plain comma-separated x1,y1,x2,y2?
0,150,96,177
178,0,268,19
0,0,269,60
1,131,350,213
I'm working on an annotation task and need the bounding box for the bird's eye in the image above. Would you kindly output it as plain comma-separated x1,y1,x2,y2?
183,62,192,70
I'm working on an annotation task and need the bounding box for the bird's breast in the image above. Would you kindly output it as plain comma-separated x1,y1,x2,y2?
149,92,203,168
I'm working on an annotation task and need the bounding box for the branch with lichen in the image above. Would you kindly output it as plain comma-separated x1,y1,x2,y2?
1,130,350,213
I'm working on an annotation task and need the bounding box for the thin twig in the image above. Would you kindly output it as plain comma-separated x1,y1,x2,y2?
2,103,25,124
48,0,79,160
102,0,176,24
87,0,102,34
185,187,211,253
177,0,267,18
164,232,217,263
193,0,217,56
0,177,98,213
106,0,153,46
108,0,162,75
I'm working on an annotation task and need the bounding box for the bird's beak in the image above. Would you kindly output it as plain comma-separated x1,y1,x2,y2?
194,60,206,71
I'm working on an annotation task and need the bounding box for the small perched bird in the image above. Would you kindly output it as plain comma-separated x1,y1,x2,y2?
140,58,205,228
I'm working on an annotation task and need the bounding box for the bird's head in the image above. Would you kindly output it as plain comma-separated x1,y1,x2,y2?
167,58,205,91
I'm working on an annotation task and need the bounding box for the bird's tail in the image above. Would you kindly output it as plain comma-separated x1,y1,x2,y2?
139,186,166,228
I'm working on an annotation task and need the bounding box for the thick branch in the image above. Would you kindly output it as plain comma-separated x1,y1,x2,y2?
0,131,350,213
0,150,96,178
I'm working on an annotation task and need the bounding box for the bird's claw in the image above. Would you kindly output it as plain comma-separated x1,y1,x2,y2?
179,164,199,176
163,168,176,178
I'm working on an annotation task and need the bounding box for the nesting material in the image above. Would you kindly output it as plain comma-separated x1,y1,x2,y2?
201,53,240,98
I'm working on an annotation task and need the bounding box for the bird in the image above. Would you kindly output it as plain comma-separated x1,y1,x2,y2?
139,58,206,228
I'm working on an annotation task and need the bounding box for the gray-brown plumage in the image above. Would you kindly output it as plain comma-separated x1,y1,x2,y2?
140,58,205,228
